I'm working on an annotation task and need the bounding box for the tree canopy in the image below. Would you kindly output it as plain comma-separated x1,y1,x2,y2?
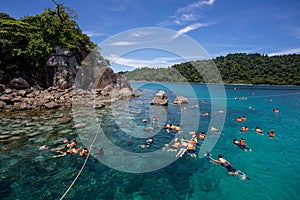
123,53,300,85
0,3,101,83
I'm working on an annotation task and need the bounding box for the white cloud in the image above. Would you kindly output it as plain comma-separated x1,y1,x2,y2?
108,54,186,68
83,31,104,37
268,48,300,56
177,0,216,13
159,0,216,28
173,22,213,38
108,41,139,46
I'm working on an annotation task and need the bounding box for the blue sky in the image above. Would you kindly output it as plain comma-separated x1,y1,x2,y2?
1,0,300,72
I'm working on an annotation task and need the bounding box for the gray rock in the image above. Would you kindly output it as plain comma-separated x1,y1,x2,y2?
9,77,30,89
44,102,59,109
174,96,189,104
0,101,6,109
57,117,72,124
151,90,168,106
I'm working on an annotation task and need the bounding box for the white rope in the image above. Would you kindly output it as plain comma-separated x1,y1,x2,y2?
60,131,99,200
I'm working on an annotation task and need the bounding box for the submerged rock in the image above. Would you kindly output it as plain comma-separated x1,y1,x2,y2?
151,90,168,106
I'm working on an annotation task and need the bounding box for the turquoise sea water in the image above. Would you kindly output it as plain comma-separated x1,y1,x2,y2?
0,82,300,199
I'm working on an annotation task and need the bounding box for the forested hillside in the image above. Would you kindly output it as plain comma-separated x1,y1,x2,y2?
123,53,300,85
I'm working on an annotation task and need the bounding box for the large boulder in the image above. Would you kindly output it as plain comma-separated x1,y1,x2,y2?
9,77,30,89
174,96,189,104
151,90,168,106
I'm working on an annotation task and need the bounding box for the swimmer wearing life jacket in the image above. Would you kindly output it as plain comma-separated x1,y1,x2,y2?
203,112,210,117
272,108,279,113
233,138,251,151
240,126,249,132
268,130,275,137
164,124,171,130
66,140,77,149
239,138,246,147
186,141,197,158
67,147,80,154
80,147,89,157
241,116,246,121
141,137,154,148
40,138,71,150
236,117,242,123
255,127,263,134
199,132,206,141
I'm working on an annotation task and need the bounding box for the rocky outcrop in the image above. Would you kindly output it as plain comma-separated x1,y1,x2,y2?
151,90,168,106
174,96,189,104
0,46,136,111
43,46,78,89
0,66,135,111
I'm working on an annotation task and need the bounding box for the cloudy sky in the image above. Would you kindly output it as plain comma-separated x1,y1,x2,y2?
1,0,300,71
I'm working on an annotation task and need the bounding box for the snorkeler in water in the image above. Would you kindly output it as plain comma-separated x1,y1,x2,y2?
233,139,252,151
210,154,251,180
140,137,154,148
39,138,71,150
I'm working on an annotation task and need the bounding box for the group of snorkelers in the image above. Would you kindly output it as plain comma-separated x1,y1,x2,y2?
163,131,206,158
237,115,276,137
40,139,89,158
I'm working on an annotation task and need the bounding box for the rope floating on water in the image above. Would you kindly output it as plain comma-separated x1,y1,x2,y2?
60,130,99,200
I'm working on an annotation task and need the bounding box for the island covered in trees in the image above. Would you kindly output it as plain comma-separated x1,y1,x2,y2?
121,53,300,85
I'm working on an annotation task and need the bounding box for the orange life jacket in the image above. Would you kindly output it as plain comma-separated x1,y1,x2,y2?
237,118,242,122
269,132,275,137
240,139,246,146
187,143,195,150
199,134,205,140
80,149,89,156
241,117,246,121
241,127,248,132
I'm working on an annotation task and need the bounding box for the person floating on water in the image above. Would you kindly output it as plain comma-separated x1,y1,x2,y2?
202,112,210,117
210,154,251,180
39,138,71,150
186,141,197,158
255,127,263,134
79,147,89,157
176,136,188,157
241,116,246,121
240,126,249,132
233,138,252,151
199,132,206,141
268,130,275,138
236,117,242,123
51,139,77,152
272,108,279,113
141,137,154,148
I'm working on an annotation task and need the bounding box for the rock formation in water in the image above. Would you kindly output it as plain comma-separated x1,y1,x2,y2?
151,90,168,106
173,96,189,104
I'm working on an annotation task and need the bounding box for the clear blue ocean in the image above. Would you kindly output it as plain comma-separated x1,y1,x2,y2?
0,82,299,200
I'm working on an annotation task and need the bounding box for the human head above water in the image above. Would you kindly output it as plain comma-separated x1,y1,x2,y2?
218,154,223,158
